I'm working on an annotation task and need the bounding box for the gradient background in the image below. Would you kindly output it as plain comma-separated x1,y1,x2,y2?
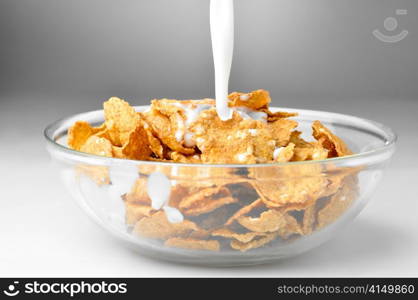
0,0,417,276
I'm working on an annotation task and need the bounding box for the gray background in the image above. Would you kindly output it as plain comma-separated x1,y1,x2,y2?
1,0,417,103
0,0,417,276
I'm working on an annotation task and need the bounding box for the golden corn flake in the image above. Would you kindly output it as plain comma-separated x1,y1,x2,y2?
225,198,264,226
150,99,184,116
177,169,248,187
142,109,195,155
125,177,149,204
188,229,212,240
266,110,298,122
191,109,279,164
301,204,317,235
289,131,310,148
293,145,329,162
179,186,227,208
211,228,269,243
250,165,327,210
125,202,155,225
165,237,220,251
137,164,239,188
316,180,357,230
228,89,271,110
267,119,298,147
179,186,237,216
137,164,241,189
277,213,303,239
195,204,238,230
312,121,352,157
274,143,295,162
150,98,214,117
169,152,202,164
321,166,359,198
237,209,289,233
68,121,104,151
137,164,174,177
167,184,191,208
133,211,198,240
120,124,152,160
111,146,124,159
230,232,278,252
184,196,237,217
103,97,140,146
80,135,113,157
289,131,329,161
146,129,165,158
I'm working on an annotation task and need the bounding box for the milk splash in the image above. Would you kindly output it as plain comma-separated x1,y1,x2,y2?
210,0,234,121
147,172,184,223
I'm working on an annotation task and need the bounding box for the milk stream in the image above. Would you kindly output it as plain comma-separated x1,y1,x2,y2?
210,0,234,121
146,1,247,223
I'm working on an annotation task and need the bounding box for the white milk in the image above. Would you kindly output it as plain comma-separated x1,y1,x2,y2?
210,0,234,121
171,102,213,146
147,172,171,210
147,171,185,223
273,147,284,160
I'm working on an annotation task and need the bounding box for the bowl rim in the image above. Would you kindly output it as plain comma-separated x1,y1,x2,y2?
44,105,397,168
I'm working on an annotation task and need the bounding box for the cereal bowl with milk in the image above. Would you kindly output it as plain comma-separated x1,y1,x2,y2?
44,99,396,266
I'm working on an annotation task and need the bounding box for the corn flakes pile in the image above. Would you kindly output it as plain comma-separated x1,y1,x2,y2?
68,89,358,252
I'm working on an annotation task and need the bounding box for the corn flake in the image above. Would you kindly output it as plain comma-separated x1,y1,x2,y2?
165,237,220,251
142,109,195,155
230,232,278,252
212,228,269,243
125,202,155,225
228,89,271,110
103,97,140,146
225,198,264,226
179,186,237,216
120,124,152,160
80,135,113,157
312,121,352,157
316,179,357,229
238,209,292,233
133,211,199,240
67,121,104,151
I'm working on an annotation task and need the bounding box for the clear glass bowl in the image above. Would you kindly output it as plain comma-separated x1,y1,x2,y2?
44,106,396,266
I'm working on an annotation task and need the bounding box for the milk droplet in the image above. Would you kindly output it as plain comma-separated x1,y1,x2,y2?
147,172,171,210
248,129,258,136
234,107,267,122
236,153,248,162
172,103,212,127
273,147,284,160
163,206,184,224
175,129,184,142
184,132,196,147
240,94,250,101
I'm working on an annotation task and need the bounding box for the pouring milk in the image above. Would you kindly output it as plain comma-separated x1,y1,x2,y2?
210,0,234,121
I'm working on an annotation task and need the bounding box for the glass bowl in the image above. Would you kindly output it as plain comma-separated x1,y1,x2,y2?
44,106,396,266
